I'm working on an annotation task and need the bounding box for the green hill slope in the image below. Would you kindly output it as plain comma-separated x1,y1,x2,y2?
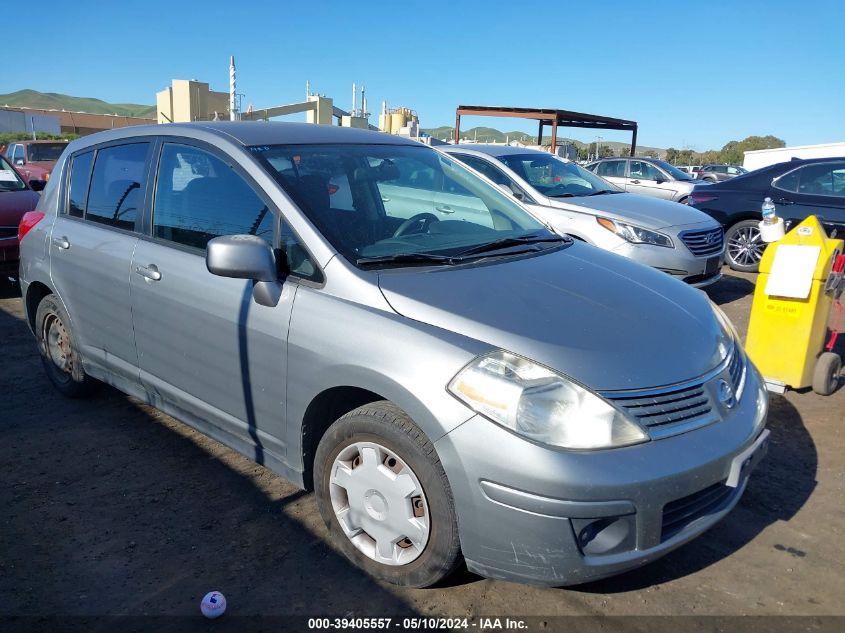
0,89,156,118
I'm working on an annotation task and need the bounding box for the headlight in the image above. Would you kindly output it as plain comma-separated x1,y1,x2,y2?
754,379,768,431
710,300,740,343
596,217,674,248
448,351,649,450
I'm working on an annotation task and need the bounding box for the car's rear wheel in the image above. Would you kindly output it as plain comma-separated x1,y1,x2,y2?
725,219,766,272
678,196,689,205
35,294,96,397
314,401,461,587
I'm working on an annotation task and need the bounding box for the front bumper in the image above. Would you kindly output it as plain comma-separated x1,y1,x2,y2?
434,360,768,586
612,241,724,288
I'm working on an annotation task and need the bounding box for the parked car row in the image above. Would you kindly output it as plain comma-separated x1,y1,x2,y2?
18,122,769,589
584,156,699,204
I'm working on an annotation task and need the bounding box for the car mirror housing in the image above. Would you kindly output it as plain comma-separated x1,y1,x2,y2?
206,234,278,282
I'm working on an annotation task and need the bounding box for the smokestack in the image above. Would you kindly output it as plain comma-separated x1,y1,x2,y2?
361,85,367,118
306,80,311,98
351,82,356,117
229,56,237,121
382,101,387,115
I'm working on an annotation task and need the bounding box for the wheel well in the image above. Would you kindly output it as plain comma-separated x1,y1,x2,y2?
25,281,52,333
300,386,384,490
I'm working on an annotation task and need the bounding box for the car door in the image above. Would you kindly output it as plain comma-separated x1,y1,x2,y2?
129,140,307,464
770,161,845,234
626,160,675,200
49,141,151,381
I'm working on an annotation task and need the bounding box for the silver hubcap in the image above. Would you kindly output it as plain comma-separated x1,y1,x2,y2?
728,225,766,267
329,441,429,566
45,315,71,373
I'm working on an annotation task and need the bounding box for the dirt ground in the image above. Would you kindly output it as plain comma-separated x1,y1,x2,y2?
1,269,843,623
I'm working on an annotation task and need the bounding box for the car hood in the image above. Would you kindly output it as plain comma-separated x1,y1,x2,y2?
378,244,729,391
546,193,715,230
0,190,40,225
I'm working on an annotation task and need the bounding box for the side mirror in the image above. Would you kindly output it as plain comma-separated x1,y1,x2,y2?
654,177,666,184
206,235,284,307
495,182,521,199
15,158,25,166
29,179,47,192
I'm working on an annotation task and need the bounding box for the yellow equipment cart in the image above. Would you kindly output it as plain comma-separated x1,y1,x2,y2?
745,216,844,395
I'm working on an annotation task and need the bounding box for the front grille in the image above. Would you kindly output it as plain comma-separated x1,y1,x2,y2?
680,227,724,256
661,480,734,541
604,383,717,440
0,226,17,240
602,347,745,441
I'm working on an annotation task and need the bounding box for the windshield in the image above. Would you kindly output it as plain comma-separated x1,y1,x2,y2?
27,143,67,162
496,153,620,197
0,156,27,192
651,159,693,181
251,144,560,267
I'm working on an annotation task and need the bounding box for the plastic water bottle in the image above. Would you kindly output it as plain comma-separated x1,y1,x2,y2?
762,197,776,225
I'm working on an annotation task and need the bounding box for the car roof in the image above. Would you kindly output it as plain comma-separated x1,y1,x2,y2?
443,144,554,158
17,139,70,145
66,121,421,150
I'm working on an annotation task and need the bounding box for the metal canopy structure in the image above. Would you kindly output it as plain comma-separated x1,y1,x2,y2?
454,105,638,156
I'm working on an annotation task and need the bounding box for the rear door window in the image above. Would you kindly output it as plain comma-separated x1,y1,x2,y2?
630,160,662,181
86,143,150,230
596,160,626,178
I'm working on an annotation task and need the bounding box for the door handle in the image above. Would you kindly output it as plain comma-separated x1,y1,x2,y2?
630,180,641,184
52,236,70,250
435,205,455,214
775,198,794,205
135,264,162,281
381,196,391,202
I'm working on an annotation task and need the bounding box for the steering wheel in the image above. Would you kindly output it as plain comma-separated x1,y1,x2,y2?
393,212,440,238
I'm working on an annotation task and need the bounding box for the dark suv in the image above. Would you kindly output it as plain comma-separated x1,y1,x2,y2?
698,165,748,183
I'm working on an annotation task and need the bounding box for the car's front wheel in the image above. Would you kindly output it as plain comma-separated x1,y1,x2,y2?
725,219,766,272
314,402,462,587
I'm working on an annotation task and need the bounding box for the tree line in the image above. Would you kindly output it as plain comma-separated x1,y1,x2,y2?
664,135,785,166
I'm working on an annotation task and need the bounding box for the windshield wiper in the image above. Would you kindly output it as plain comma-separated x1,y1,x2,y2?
586,189,620,196
455,233,568,257
356,252,464,267
548,192,576,198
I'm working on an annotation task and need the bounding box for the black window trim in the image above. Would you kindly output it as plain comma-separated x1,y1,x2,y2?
146,136,324,286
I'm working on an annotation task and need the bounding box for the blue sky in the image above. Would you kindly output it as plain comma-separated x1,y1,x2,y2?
5,0,843,150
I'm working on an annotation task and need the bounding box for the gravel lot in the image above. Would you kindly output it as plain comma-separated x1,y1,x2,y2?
1,269,843,623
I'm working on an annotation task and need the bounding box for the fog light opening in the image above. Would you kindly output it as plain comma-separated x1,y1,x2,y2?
572,515,634,556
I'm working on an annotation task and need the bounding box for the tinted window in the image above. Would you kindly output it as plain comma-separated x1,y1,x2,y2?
27,143,67,162
630,160,662,181
13,145,24,162
777,162,845,197
86,143,149,230
499,153,619,197
455,154,511,186
153,144,274,249
596,160,626,178
67,151,94,217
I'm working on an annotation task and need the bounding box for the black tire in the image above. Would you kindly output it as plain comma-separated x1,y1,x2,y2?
812,352,841,396
35,294,96,397
678,196,689,205
314,401,462,587
702,177,716,183
725,219,767,272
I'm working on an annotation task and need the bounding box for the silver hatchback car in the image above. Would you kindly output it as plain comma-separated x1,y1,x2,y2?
19,123,769,587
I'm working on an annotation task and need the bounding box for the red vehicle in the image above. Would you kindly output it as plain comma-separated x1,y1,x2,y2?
0,155,42,279
2,139,69,182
